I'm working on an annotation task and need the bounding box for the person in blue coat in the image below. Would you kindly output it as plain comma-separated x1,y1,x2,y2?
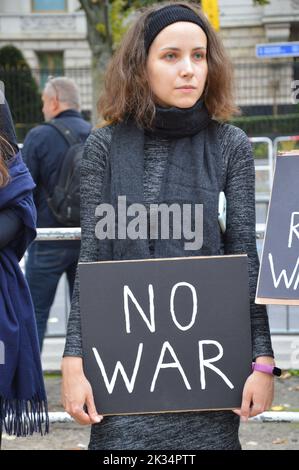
22,77,91,350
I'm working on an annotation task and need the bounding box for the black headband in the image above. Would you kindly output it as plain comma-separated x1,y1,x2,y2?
144,4,208,54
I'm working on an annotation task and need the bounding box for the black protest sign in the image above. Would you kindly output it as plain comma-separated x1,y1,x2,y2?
256,153,299,305
79,255,252,416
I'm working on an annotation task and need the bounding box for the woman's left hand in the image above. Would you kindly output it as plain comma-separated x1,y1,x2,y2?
233,371,274,421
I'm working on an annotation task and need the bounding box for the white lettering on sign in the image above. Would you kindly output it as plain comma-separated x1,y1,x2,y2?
150,341,191,392
124,282,198,334
92,344,143,394
92,340,234,394
170,282,198,331
288,212,299,248
198,340,234,390
123,284,156,333
268,253,299,290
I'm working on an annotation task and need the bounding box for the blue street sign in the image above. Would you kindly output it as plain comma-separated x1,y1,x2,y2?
256,42,299,58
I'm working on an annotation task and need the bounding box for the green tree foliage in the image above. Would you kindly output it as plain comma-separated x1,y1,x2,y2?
0,45,42,125
83,0,163,49
253,0,270,5
93,0,270,49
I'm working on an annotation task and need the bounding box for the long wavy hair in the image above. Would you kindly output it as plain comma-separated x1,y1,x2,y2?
98,0,238,128
0,134,14,187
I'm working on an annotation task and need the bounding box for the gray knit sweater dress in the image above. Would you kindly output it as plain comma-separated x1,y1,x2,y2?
63,122,273,450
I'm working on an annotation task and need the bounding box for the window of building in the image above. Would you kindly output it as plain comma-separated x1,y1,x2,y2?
32,0,67,13
37,51,64,90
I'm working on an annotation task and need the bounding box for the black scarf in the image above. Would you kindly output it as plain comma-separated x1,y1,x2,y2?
145,99,211,138
98,100,224,261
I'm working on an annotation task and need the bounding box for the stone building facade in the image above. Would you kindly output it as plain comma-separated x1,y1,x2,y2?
1,0,299,113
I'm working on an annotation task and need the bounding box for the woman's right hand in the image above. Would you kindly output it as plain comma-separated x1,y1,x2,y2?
61,356,103,425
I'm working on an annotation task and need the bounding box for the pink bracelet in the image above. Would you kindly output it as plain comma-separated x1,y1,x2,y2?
252,362,281,376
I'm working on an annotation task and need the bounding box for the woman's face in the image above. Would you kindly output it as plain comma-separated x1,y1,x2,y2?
146,21,208,109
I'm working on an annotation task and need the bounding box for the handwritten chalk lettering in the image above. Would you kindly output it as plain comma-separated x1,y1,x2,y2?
124,284,156,333
92,340,234,394
288,212,299,248
150,341,191,392
123,282,198,334
170,282,198,331
268,253,299,290
92,344,143,394
199,340,234,390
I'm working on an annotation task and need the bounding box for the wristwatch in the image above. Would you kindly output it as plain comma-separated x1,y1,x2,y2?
252,362,282,377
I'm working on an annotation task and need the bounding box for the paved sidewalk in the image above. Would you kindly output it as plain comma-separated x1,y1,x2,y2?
2,373,299,450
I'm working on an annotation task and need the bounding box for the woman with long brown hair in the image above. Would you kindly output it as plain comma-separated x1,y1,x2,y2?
0,91,48,442
62,1,275,450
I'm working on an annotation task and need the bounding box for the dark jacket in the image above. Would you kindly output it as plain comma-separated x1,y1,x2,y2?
22,109,91,230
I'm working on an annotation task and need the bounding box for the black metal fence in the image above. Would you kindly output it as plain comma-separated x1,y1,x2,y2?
1,61,299,139
234,60,299,115
0,67,92,140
